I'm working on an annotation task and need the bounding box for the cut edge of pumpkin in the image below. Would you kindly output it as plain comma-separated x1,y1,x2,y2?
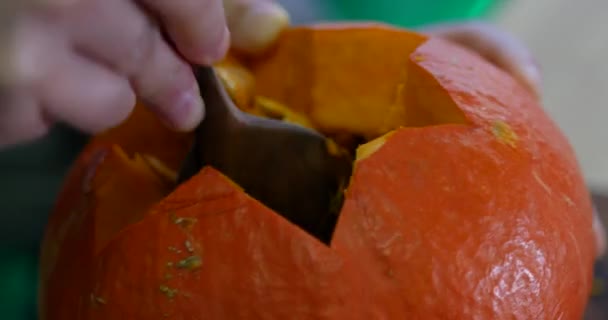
88,25,480,250
351,47,474,163
85,145,257,257
90,145,176,255
216,29,473,165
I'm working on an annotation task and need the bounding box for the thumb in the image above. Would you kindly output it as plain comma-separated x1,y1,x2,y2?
224,0,290,53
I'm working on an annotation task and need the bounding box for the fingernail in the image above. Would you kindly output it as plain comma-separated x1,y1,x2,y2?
232,2,290,53
200,26,230,65
161,84,205,131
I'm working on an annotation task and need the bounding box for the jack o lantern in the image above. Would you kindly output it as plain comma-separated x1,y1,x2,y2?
39,23,596,319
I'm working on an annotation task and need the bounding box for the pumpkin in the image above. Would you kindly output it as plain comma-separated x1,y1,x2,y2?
39,23,596,319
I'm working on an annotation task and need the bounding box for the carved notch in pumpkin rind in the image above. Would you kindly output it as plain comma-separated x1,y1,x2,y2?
91,146,174,254
187,27,473,244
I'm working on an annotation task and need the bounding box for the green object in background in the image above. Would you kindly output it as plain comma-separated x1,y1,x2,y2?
0,250,39,320
325,0,502,27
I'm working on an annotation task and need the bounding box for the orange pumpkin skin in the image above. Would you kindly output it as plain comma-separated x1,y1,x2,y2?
39,24,596,319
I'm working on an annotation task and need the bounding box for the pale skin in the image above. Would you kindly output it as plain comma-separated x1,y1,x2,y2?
0,0,604,257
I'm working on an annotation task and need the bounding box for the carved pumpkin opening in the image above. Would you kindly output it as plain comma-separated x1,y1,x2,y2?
89,24,470,246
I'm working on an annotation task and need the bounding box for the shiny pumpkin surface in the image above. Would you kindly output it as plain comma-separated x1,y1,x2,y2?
39,24,595,319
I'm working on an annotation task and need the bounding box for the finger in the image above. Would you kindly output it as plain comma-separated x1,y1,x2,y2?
424,22,542,98
139,0,230,65
66,0,204,131
593,206,607,258
0,0,79,14
224,0,290,53
0,11,59,88
37,49,136,134
0,90,51,148
0,12,61,147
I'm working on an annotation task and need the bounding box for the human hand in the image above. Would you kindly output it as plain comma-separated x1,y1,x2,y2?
0,0,289,148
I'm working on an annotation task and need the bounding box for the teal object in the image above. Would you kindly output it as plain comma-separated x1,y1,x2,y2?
324,0,501,27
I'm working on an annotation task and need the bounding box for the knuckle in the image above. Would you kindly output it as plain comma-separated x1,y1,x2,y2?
199,0,217,13
0,97,52,147
91,86,136,132
0,26,32,86
175,0,223,30
120,18,158,75
1,15,60,87
137,59,193,104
